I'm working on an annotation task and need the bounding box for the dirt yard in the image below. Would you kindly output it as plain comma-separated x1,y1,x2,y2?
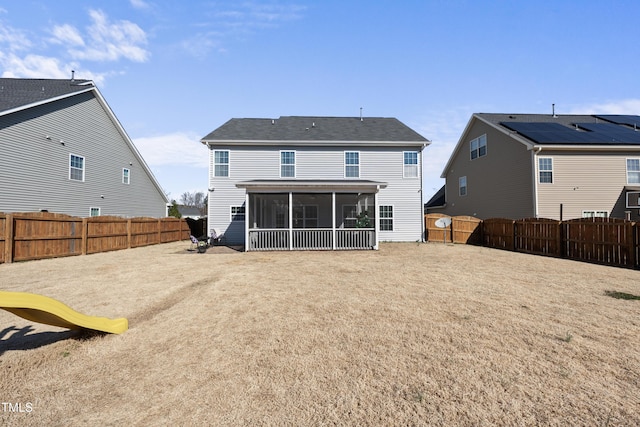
1,241,639,426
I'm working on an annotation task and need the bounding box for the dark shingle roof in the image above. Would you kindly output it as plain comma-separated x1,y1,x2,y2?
476,113,640,146
0,78,94,113
201,116,429,143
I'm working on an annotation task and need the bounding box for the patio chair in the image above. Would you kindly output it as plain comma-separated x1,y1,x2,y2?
210,228,224,246
189,235,199,251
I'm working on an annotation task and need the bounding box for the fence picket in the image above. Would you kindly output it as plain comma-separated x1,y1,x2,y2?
426,214,639,269
0,212,189,264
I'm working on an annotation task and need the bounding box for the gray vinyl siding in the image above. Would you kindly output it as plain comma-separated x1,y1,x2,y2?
208,145,423,244
0,92,167,217
536,151,636,220
438,120,534,219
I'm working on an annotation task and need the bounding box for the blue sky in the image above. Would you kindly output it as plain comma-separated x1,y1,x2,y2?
2,1,639,200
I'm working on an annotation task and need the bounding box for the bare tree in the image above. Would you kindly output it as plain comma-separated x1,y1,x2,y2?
180,191,206,215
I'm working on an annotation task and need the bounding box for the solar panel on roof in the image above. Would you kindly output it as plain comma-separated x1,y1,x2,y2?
575,123,640,144
595,115,640,128
500,121,640,145
500,122,593,143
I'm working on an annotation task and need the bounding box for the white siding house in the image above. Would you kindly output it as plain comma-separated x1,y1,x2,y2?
201,116,430,250
0,78,168,217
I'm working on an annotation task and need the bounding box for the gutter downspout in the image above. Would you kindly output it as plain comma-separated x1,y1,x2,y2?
420,143,427,242
532,146,542,218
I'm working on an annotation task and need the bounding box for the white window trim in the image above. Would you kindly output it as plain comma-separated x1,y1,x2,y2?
470,134,487,160
403,151,419,178
122,168,130,184
280,150,296,178
459,176,467,196
626,158,640,185
69,153,85,182
89,207,101,217
214,150,230,178
538,157,553,184
344,151,360,178
379,204,394,231
230,205,245,221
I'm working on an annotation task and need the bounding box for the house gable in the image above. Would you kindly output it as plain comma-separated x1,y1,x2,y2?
0,78,168,217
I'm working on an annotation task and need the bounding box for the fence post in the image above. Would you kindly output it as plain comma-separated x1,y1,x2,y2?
512,220,516,252
158,218,162,244
127,219,132,249
5,214,14,263
82,218,88,255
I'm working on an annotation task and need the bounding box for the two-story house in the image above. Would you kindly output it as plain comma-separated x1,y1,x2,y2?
428,113,640,221
0,77,168,217
201,116,430,251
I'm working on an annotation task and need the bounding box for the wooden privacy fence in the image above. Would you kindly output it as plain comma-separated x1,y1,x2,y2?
425,213,482,244
426,214,640,269
0,212,190,264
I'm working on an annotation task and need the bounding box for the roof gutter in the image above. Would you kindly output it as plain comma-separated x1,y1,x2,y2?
201,139,429,147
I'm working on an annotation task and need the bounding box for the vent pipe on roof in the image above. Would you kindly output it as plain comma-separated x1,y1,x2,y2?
360,107,363,122
552,103,556,118
271,119,274,125
71,70,75,81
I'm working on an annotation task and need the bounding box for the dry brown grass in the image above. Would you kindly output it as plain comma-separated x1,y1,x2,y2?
1,241,639,426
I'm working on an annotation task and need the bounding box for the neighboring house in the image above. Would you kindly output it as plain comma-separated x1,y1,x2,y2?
201,116,430,250
429,113,640,221
177,205,204,219
0,77,168,217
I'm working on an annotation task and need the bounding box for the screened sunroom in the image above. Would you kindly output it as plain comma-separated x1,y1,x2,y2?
236,180,386,251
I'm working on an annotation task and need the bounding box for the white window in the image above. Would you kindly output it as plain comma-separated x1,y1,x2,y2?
582,211,609,218
90,207,100,217
459,176,467,196
403,151,419,178
539,157,553,183
345,151,360,178
293,205,318,228
280,151,296,178
69,154,85,181
379,205,393,231
122,168,130,184
627,158,640,184
230,205,245,221
470,135,487,160
214,150,229,177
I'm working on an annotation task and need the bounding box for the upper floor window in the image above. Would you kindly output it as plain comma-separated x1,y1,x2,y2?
539,157,553,183
69,154,85,181
214,150,229,177
280,151,296,178
627,158,640,184
459,176,467,196
403,151,419,178
345,151,360,178
470,135,487,160
122,168,130,184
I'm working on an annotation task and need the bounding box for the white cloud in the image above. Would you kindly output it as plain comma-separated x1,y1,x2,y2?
0,24,31,52
567,99,640,115
130,0,150,10
51,24,85,47
133,132,209,168
0,52,106,84
68,9,150,63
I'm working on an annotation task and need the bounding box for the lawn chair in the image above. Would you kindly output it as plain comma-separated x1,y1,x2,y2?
189,235,199,251
210,228,224,246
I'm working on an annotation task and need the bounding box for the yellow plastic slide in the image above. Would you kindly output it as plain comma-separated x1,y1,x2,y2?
0,291,128,334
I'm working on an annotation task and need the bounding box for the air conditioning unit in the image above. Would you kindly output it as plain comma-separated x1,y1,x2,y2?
626,191,640,208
